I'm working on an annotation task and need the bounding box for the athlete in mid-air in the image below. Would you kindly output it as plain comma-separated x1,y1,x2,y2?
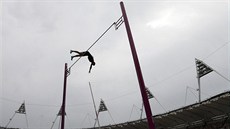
70,50,95,73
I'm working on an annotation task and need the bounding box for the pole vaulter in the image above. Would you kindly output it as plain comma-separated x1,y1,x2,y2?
60,1,155,129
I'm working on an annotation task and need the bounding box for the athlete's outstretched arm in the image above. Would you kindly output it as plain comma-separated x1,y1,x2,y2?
89,64,93,73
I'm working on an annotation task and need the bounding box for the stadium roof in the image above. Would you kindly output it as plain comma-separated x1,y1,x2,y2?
89,91,230,129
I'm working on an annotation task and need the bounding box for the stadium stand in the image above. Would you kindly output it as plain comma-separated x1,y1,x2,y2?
90,91,230,129
1,91,229,129
0,127,19,129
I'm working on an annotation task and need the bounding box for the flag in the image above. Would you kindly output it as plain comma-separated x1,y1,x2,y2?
57,106,66,116
98,99,107,112
195,58,213,78
146,87,154,99
15,102,26,114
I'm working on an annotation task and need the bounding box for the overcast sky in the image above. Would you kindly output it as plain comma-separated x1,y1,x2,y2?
1,0,229,129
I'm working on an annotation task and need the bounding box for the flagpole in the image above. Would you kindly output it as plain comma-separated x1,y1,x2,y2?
195,58,202,103
140,103,144,120
25,114,29,129
23,101,29,129
198,78,201,102
61,63,68,129
89,82,101,129
120,2,155,129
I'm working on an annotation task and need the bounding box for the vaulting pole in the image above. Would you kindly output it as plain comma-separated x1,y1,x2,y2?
89,82,101,129
120,2,155,129
61,63,68,129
